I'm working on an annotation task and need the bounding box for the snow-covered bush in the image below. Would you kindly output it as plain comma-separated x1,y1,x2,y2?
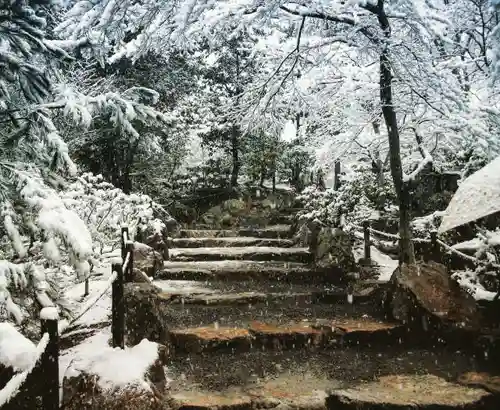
297,166,396,226
173,158,233,194
0,172,169,328
62,173,167,255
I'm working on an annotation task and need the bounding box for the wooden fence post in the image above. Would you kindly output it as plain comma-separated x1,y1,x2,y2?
111,263,125,349
363,220,371,262
84,277,89,297
164,226,170,261
334,161,341,191
430,230,439,262
121,226,129,261
40,308,59,410
125,241,134,282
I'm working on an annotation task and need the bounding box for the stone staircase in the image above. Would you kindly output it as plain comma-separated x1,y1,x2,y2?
151,202,499,409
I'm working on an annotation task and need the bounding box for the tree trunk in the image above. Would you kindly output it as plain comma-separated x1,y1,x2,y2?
372,121,385,186
259,169,266,187
122,170,132,194
230,125,240,188
377,5,415,265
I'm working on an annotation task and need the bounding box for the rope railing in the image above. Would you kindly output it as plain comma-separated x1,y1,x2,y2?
64,226,134,341
122,250,131,272
437,239,500,270
351,222,431,243
61,270,118,334
352,220,500,272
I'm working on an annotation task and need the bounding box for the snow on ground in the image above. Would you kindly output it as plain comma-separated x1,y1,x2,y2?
60,329,161,392
353,242,398,282
59,262,115,332
370,246,398,281
452,230,500,252
452,271,497,301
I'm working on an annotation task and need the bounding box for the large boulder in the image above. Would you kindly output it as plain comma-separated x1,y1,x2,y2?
200,205,223,226
124,282,171,345
62,339,169,410
314,227,356,272
293,222,312,248
134,243,163,277
137,225,170,260
222,198,247,215
385,261,481,330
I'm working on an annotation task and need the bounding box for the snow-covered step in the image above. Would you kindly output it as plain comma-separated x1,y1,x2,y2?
158,260,327,283
152,279,384,306
268,214,295,225
178,229,237,238
152,279,357,306
171,236,295,248
238,225,293,239
168,246,312,263
178,225,293,239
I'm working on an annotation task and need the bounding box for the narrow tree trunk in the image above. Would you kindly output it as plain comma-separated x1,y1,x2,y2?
230,125,240,188
259,169,266,187
377,6,415,265
122,170,132,194
372,123,385,186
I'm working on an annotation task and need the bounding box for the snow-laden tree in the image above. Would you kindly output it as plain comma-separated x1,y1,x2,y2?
59,55,195,194
194,30,263,187
58,0,500,263
0,0,171,324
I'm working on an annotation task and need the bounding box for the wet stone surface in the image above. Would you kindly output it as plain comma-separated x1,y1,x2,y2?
326,374,496,409
166,347,499,406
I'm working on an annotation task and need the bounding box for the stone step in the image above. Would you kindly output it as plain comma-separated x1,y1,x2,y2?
326,374,498,409
167,347,495,410
178,225,293,239
168,317,404,354
238,225,294,238
169,246,312,263
171,236,295,248
268,214,294,225
151,280,389,336
158,260,338,284
279,207,305,215
152,279,379,306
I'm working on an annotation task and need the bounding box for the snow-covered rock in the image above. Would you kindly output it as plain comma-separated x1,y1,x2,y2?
134,243,164,277
61,331,169,410
124,282,172,346
439,155,500,233
314,227,356,273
